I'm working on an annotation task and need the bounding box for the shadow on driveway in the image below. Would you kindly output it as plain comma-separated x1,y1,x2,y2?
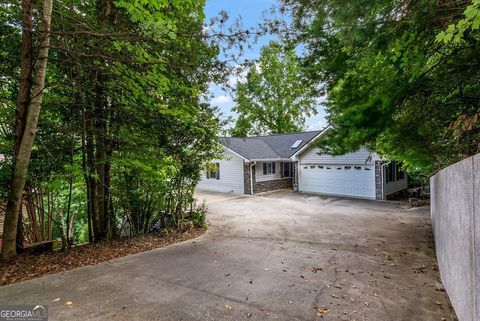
0,190,456,321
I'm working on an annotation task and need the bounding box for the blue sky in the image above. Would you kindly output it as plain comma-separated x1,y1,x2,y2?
204,0,327,132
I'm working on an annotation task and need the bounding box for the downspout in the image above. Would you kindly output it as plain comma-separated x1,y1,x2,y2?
250,161,256,195
381,161,391,200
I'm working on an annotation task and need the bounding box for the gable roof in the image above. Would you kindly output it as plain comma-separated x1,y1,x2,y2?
220,130,325,161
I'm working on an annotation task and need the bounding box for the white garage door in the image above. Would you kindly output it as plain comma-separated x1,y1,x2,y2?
299,164,376,198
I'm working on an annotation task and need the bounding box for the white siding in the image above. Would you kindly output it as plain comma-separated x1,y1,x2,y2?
255,161,282,182
197,149,245,194
297,147,378,199
383,176,408,197
298,164,376,199
300,147,378,165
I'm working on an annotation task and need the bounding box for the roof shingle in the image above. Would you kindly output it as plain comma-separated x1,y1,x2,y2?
220,130,323,160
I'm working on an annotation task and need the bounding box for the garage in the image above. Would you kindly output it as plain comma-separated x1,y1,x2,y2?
298,163,376,198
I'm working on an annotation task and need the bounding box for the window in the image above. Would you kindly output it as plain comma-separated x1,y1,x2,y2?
263,162,275,174
206,163,220,179
310,165,316,169
291,140,303,149
281,162,292,177
344,166,352,170
336,167,342,170
387,162,395,183
318,165,324,169
326,166,332,170
365,167,371,171
385,161,406,183
354,166,362,170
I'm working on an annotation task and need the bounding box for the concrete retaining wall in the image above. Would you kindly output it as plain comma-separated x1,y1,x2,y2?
430,153,479,321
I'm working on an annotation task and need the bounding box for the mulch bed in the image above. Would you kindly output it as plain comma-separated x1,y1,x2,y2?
0,227,206,286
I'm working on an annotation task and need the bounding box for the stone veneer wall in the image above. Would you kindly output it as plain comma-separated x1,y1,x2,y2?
375,161,383,200
243,162,252,194
253,177,293,194
242,163,294,194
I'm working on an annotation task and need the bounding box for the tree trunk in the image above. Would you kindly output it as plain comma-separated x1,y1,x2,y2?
84,101,96,242
92,75,107,241
14,0,33,155
1,0,54,261
13,0,34,252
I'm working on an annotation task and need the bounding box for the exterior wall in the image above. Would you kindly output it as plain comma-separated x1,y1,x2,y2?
299,147,378,165
430,153,479,321
253,177,293,194
374,161,408,200
375,161,383,200
293,162,299,192
255,161,283,182
197,148,245,194
383,177,408,197
251,163,293,194
243,163,252,194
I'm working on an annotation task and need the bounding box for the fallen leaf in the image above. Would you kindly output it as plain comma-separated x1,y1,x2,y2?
315,307,330,316
224,304,232,310
65,301,73,305
52,298,60,302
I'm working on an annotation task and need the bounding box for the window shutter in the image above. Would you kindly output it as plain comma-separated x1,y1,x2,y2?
263,163,267,175
216,163,220,180
272,162,276,173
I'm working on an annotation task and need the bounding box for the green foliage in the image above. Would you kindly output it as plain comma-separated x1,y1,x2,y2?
231,41,318,136
1,0,223,245
284,0,480,174
187,201,208,228
436,0,480,44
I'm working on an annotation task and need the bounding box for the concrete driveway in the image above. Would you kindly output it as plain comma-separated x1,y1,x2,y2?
0,190,455,321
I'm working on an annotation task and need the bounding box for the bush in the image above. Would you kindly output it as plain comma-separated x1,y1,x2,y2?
187,201,208,228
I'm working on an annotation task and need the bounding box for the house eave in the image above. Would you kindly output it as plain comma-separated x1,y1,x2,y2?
289,125,331,160
250,158,292,162
221,145,250,161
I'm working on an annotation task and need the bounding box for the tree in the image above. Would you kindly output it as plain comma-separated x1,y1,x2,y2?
1,0,225,260
282,0,480,174
1,0,53,260
231,41,317,136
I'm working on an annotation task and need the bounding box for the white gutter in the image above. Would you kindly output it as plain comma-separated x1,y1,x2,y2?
249,161,256,195
250,158,291,162
381,160,391,200
289,125,331,160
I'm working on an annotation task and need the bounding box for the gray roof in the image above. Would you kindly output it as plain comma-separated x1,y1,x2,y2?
220,130,323,160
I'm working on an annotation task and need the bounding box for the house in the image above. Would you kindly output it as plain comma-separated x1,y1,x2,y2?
197,128,407,200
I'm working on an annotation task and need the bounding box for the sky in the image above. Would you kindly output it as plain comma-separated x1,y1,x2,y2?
204,0,327,132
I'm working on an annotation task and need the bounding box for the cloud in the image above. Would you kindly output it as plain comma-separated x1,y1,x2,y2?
211,95,232,105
